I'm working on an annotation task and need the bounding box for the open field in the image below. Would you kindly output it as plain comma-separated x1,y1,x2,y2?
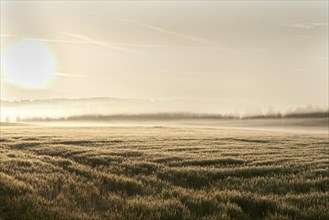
0,124,328,219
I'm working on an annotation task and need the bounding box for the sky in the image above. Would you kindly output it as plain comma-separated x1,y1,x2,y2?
0,1,328,114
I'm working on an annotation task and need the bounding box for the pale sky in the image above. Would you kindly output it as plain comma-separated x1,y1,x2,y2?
1,1,328,113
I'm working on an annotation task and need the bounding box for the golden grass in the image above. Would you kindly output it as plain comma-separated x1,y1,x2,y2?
0,125,328,219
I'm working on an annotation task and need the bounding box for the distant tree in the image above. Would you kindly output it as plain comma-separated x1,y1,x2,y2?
266,105,275,116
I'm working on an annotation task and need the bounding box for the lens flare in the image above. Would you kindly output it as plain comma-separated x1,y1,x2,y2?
3,38,55,89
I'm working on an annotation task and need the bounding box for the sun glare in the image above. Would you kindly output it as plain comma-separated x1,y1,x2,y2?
3,38,55,89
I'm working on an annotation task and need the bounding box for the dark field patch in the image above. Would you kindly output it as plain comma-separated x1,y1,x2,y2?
230,138,272,143
51,139,124,145
174,158,246,166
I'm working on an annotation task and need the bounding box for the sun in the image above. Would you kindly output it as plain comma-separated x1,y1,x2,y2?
2,38,55,89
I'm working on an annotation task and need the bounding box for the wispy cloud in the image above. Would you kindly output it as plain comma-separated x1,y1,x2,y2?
86,10,102,16
1,34,86,44
310,56,329,60
2,33,133,52
61,32,134,52
85,10,210,43
1,33,252,55
85,12,248,53
55,72,85,78
1,73,84,84
113,42,253,55
293,68,308,73
280,22,327,29
113,17,210,44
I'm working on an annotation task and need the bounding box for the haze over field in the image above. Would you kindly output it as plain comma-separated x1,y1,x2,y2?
1,1,328,117
1,98,328,122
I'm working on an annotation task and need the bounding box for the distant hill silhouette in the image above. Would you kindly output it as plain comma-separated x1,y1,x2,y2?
243,111,328,119
22,111,329,122
1,98,328,122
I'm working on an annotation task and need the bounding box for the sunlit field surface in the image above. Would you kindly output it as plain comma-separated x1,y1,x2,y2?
0,124,328,220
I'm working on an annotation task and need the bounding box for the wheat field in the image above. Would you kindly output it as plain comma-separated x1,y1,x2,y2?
0,124,328,220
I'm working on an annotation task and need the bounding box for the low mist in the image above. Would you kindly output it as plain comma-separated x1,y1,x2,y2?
1,98,328,134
